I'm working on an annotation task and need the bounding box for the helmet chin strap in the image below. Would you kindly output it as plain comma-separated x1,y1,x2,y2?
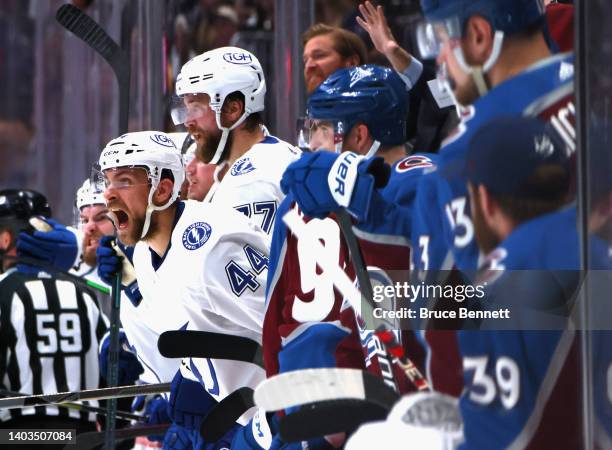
140,177,178,239
364,140,381,158
452,30,505,97
210,109,251,165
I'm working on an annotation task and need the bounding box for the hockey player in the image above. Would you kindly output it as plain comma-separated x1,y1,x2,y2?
94,131,270,449
172,46,300,234
455,116,580,449
0,189,108,438
231,65,433,449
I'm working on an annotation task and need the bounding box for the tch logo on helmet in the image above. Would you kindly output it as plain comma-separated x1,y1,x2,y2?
150,133,176,148
223,52,253,65
182,222,212,250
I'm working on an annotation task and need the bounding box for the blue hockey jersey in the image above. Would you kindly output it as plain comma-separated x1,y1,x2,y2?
459,207,582,450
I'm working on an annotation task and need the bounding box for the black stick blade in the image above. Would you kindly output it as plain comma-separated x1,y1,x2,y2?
55,4,122,66
200,387,255,442
158,330,265,368
279,400,388,443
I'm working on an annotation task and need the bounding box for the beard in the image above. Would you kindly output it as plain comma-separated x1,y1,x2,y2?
82,245,97,267
195,127,232,164
471,196,502,256
117,213,145,246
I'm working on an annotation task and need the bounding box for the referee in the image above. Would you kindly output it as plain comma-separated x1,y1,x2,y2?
0,189,108,449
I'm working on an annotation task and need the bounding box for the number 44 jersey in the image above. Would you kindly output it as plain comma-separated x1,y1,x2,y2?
131,200,271,403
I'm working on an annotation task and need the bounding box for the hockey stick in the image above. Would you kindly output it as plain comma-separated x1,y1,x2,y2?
200,387,255,442
279,399,389,443
0,382,170,410
55,4,130,135
253,368,398,412
157,330,265,369
283,209,430,391
0,388,142,422
56,6,132,447
66,423,171,450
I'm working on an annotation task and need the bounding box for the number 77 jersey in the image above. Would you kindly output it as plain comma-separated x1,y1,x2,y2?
420,52,575,273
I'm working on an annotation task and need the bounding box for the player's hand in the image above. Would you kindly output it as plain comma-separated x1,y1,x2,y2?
99,329,144,385
280,151,390,221
96,236,142,306
231,409,336,449
16,218,79,273
163,422,196,450
168,370,217,431
356,1,398,57
131,395,171,442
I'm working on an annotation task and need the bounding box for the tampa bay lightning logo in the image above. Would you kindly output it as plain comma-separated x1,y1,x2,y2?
182,222,212,250
150,133,176,148
230,157,255,176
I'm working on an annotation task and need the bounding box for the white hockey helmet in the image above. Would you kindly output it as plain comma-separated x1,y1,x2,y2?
76,178,105,210
173,46,266,164
96,131,185,239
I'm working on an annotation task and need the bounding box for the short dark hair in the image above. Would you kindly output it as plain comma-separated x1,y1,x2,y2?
223,91,264,132
490,164,571,224
302,23,367,65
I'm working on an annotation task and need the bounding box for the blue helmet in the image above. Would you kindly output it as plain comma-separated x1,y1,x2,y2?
307,65,408,147
420,0,545,35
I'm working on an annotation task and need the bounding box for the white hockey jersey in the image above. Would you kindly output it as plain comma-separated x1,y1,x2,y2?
204,135,301,234
131,200,270,401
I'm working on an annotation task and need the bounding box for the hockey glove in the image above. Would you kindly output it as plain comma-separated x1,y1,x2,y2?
231,410,335,450
163,422,195,450
280,151,390,221
96,236,142,306
99,329,144,386
132,395,172,442
168,370,218,431
16,218,80,273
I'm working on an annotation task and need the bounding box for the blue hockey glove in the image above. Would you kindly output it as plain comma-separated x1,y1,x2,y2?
99,329,144,386
280,151,389,221
168,370,218,431
131,395,171,442
96,236,142,306
163,422,195,450
231,410,334,450
16,218,79,273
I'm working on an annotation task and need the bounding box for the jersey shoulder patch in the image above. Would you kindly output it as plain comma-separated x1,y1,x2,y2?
182,222,212,250
395,154,436,173
230,156,256,176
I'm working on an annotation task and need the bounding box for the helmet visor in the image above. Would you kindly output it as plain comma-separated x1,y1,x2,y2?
170,95,212,126
91,164,151,194
416,17,462,59
296,117,347,152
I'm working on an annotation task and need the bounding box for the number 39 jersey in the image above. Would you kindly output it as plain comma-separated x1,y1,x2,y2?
0,269,108,422
204,135,301,234
132,200,270,403
459,207,582,450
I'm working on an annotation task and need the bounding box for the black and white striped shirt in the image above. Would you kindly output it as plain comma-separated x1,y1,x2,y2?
0,268,108,422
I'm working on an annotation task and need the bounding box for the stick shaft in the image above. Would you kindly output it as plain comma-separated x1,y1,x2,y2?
0,383,170,410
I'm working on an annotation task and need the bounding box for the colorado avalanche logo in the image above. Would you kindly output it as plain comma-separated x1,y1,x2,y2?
182,222,212,250
150,133,176,148
231,157,255,176
396,155,434,173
